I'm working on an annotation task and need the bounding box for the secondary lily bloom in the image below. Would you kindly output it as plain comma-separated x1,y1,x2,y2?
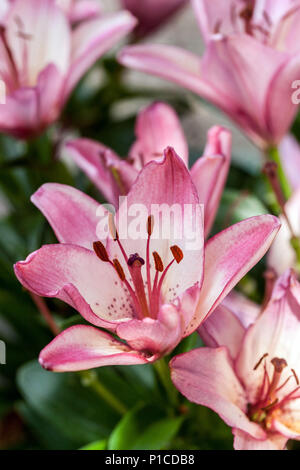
119,0,300,148
65,102,231,236
14,148,279,372
171,269,300,450
0,0,136,138
120,0,187,38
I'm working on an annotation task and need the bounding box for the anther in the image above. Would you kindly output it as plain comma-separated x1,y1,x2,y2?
108,213,119,241
93,241,109,262
152,252,164,272
109,166,127,195
170,245,183,264
262,398,279,412
254,353,269,370
128,253,145,267
240,4,254,21
112,259,126,281
291,369,299,385
147,215,154,236
271,357,288,373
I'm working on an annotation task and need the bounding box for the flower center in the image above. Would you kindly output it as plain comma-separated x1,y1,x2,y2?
248,354,300,429
93,214,183,320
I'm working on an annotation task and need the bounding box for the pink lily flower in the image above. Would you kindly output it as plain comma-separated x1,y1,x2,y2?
118,0,300,148
14,148,279,372
171,269,300,450
0,0,136,138
65,102,231,237
120,0,187,38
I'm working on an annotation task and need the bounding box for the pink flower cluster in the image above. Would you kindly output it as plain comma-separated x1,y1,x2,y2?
6,0,300,451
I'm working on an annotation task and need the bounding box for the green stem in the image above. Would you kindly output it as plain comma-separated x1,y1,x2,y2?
80,370,127,416
290,237,300,273
267,146,292,200
266,146,300,269
153,358,178,408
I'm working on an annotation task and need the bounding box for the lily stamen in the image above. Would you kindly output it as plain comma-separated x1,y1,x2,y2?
94,216,184,321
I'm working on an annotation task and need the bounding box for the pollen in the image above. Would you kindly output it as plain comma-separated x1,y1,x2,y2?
152,251,164,272
147,215,154,236
113,258,126,281
93,241,109,262
170,245,184,264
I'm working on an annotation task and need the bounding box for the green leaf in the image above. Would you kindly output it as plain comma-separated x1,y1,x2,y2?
132,416,184,450
108,405,183,450
80,439,107,450
108,405,142,451
17,361,120,448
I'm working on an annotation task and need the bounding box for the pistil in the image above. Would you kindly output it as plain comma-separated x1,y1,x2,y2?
250,355,300,426
93,215,184,321
128,254,149,317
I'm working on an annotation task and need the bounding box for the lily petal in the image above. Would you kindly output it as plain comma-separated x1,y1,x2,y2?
31,183,105,249
0,88,39,138
268,188,300,275
67,0,101,24
64,11,137,99
222,290,260,328
6,0,71,86
184,215,280,335
191,0,242,41
273,419,300,440
201,35,287,146
117,304,183,356
233,428,287,450
171,347,266,439
35,64,65,127
64,139,138,207
118,44,231,112
39,325,148,372
190,126,231,236
280,134,300,191
130,102,189,168
265,54,300,144
198,304,246,360
14,244,135,328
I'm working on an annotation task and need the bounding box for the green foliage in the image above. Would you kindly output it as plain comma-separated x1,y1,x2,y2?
108,405,184,450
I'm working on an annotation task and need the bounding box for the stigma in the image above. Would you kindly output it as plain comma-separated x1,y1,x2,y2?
249,354,300,428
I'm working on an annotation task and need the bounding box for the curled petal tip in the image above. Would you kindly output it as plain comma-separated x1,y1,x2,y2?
39,355,53,372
